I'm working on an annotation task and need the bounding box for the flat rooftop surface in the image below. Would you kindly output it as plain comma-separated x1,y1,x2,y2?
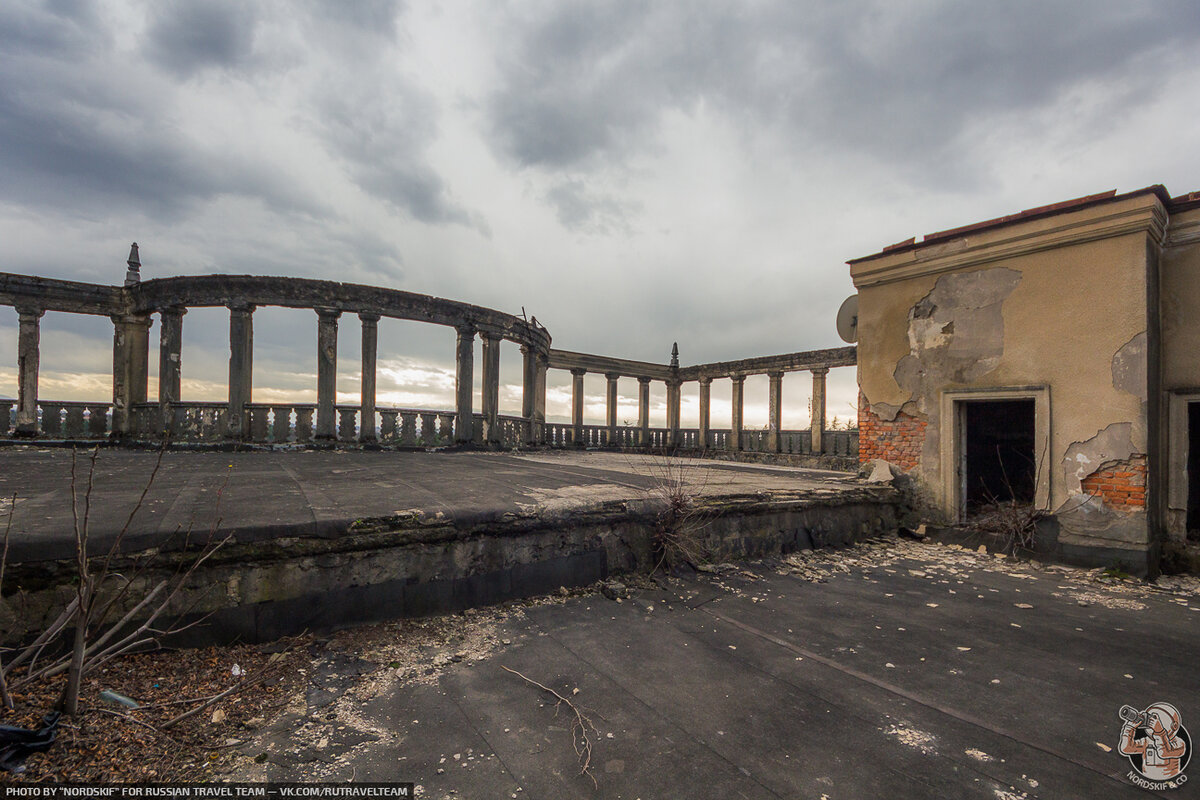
0,447,857,561
232,537,1200,798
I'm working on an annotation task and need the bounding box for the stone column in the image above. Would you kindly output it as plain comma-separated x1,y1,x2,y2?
811,367,829,454
521,346,536,444
729,375,744,452
533,353,548,445
454,325,475,444
359,313,379,442
158,307,185,408
698,377,712,449
481,332,501,445
570,368,586,445
605,373,619,445
637,377,651,446
227,304,254,438
15,307,44,436
666,380,681,448
315,309,341,440
112,313,152,437
767,371,784,453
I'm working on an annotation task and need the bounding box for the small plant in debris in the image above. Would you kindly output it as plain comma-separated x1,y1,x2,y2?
640,455,713,572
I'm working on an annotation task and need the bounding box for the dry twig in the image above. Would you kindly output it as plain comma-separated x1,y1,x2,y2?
501,665,599,788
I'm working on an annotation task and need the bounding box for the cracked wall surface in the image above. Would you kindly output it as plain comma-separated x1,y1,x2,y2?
852,199,1156,568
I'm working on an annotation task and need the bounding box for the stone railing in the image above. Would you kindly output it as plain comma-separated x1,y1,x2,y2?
2,257,857,458
0,400,112,439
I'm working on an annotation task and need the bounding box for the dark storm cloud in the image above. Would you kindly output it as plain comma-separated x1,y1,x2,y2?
0,0,471,231
486,1,1200,180
545,178,639,234
143,0,258,78
315,82,475,228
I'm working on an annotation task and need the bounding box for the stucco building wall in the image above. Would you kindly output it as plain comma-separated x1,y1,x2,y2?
849,187,1199,574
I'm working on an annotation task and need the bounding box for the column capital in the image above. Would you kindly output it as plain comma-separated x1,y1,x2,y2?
730,374,746,385
227,301,255,314
637,376,652,385
315,307,342,320
159,305,187,318
110,313,153,329
456,323,476,337
15,306,45,321
666,378,682,389
811,367,830,377
767,370,785,380
698,376,713,386
570,367,587,377
482,330,503,343
605,372,621,382
357,311,381,323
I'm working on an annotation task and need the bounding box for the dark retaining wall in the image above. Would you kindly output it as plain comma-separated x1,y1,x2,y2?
2,487,899,645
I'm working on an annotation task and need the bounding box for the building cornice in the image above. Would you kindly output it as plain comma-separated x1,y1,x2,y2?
850,194,1168,289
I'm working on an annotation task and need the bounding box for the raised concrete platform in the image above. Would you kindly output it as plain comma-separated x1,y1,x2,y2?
0,448,899,643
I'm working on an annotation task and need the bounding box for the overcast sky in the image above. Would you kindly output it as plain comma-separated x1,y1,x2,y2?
2,0,1199,428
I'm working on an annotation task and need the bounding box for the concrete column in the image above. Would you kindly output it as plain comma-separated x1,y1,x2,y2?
767,371,784,453
811,367,829,454
637,377,651,446
359,313,379,442
534,353,548,445
481,333,501,445
521,346,536,444
227,304,254,438
729,375,744,452
454,325,475,444
605,373,619,445
158,307,185,408
15,307,44,436
570,368,586,445
112,313,152,437
315,309,341,440
666,380,681,448
698,377,711,449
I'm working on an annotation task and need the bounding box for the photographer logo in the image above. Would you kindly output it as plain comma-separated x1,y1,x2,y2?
1117,702,1191,790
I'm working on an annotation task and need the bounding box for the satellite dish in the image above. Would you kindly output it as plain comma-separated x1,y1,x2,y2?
836,295,859,343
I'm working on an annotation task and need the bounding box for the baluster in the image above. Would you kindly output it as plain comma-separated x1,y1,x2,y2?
271,406,292,443
87,404,109,437
400,412,417,446
64,405,85,438
380,410,398,442
0,401,12,436
438,414,454,444
420,413,436,445
40,403,63,436
250,407,270,441
295,407,314,442
338,408,357,442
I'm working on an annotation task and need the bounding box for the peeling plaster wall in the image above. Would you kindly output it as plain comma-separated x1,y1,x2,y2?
853,204,1155,564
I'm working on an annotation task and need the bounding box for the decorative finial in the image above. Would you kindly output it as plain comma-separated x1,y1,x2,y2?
670,342,679,368
125,242,141,287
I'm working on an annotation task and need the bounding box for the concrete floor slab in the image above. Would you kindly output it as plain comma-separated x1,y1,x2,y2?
235,538,1200,798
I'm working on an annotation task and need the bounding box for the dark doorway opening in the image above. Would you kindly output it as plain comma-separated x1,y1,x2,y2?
963,399,1036,515
1187,402,1200,541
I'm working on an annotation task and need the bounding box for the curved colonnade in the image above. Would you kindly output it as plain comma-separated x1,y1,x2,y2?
1,266,856,454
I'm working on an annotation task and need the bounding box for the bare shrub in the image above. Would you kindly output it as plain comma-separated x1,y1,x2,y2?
1,447,230,716
639,454,713,571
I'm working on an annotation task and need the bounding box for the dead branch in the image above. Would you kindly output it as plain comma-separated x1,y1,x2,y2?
0,492,14,709
501,665,598,788
93,707,182,744
160,652,282,730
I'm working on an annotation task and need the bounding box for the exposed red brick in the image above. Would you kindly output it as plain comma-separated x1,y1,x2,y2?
858,393,926,471
1081,454,1147,510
